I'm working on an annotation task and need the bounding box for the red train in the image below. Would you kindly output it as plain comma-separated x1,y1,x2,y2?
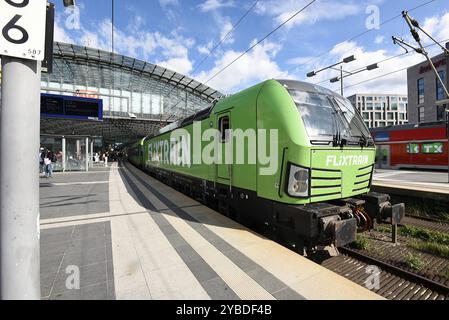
371,122,448,170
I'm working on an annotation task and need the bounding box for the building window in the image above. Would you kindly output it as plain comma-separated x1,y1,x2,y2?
418,78,425,104
418,106,424,123
366,97,373,101
436,70,446,101
379,122,386,127
387,113,394,120
366,103,373,110
374,112,382,120
399,114,405,120
374,103,382,110
362,112,369,120
437,105,446,121
364,121,370,128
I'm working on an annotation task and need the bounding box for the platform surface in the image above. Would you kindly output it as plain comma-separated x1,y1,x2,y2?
372,169,449,195
39,162,382,300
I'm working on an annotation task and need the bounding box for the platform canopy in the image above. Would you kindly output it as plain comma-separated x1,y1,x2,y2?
40,42,224,144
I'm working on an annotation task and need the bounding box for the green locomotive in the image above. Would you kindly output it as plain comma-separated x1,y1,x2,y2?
129,79,404,253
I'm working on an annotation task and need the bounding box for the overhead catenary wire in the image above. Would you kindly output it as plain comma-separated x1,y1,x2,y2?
294,0,438,72
158,0,259,122
163,0,318,122
342,67,409,90
202,0,318,86
192,0,260,76
313,37,449,86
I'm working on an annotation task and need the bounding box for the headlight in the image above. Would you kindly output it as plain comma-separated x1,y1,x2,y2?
287,164,310,197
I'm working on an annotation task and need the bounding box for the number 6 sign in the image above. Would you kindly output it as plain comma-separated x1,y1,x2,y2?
0,0,47,61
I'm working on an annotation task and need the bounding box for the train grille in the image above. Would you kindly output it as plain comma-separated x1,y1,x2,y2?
352,165,374,193
310,168,342,200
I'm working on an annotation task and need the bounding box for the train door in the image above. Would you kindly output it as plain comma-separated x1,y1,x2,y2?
377,145,390,169
216,112,232,186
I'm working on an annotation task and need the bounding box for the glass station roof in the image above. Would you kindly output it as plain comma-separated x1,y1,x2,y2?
39,42,224,144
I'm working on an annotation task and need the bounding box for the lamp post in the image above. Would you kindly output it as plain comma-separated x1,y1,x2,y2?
307,55,356,96
329,63,379,96
307,56,380,97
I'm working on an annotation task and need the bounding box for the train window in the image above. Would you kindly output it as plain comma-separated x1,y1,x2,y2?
219,116,230,143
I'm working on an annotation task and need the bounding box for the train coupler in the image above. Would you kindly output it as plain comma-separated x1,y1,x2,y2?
321,216,357,247
361,192,405,225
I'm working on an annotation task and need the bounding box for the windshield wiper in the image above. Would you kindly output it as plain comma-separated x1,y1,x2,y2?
330,111,348,147
331,111,340,147
332,98,369,148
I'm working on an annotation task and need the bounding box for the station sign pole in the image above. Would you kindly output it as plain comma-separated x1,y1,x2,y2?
0,0,47,299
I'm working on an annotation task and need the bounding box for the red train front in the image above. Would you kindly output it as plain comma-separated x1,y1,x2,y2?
371,122,448,170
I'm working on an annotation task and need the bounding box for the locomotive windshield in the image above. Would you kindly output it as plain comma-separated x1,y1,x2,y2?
288,89,371,144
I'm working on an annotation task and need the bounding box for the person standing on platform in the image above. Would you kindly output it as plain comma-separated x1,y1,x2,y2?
104,152,108,167
39,147,46,176
45,149,55,178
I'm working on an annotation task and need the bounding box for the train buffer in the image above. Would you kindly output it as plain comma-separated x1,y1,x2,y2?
39,163,383,300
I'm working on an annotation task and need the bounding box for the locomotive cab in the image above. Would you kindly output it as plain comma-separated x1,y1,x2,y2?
259,80,405,251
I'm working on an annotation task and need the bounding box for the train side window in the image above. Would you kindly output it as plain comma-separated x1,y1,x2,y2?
219,116,230,143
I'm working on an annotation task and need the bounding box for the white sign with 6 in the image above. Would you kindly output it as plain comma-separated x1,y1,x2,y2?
0,0,47,61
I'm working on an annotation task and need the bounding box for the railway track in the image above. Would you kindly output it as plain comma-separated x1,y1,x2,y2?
321,247,449,300
401,215,449,234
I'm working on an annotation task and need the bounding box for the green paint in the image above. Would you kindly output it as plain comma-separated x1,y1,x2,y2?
131,80,376,205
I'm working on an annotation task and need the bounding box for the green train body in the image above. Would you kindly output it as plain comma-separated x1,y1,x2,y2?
129,80,404,253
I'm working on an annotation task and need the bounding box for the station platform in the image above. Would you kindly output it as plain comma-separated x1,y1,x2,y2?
372,169,449,200
39,162,382,300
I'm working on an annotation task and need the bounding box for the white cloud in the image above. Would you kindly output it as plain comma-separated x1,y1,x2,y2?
220,19,235,45
198,45,211,55
157,57,193,75
159,0,179,7
375,35,385,44
198,0,235,12
421,12,449,45
256,0,361,28
55,16,196,76
194,40,289,93
54,22,74,44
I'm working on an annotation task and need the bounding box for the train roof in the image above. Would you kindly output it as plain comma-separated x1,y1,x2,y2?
153,79,346,138
370,121,446,132
276,79,343,98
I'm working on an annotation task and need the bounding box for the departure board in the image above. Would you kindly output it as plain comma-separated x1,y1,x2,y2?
41,94,103,120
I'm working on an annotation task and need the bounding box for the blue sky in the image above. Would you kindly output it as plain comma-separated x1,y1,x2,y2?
54,0,449,95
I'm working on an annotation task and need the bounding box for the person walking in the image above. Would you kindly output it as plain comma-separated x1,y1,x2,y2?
45,150,55,178
39,147,46,176
104,152,108,167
